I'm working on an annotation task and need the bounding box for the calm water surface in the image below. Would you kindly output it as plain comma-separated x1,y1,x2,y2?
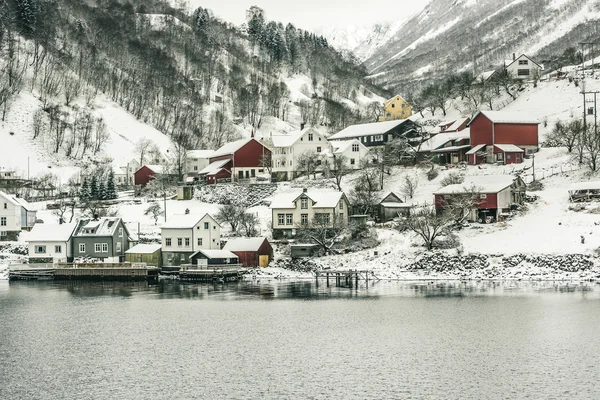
1,279,600,399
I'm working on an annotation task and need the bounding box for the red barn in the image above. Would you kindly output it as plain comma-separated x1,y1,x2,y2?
134,165,165,186
209,138,271,182
467,111,539,165
222,237,273,267
434,175,526,223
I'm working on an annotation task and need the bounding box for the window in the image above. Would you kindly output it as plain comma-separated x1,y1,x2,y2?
55,245,61,253
213,225,216,230
308,133,314,141
0,231,6,237
95,243,102,253
374,135,384,142
352,144,359,152
517,69,529,76
116,242,121,252
350,158,356,165
286,214,293,225
301,198,308,209
339,213,344,221
79,243,85,253
198,238,203,246
391,103,396,108
339,201,343,210
212,239,216,242
118,228,123,237
35,245,46,254
185,238,190,247
278,214,285,225
165,238,172,247
102,243,108,253
301,214,308,224
317,147,321,153
518,60,528,65
0,217,6,226
3,203,6,209
480,194,487,199
496,153,504,161
194,166,198,171
315,213,330,224
204,222,209,229
177,238,183,247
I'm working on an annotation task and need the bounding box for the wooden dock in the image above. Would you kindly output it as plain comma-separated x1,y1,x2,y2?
315,269,380,288
178,264,245,282
8,263,160,282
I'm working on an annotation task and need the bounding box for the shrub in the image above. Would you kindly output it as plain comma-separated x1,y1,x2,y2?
527,180,544,191
427,168,439,181
440,171,464,187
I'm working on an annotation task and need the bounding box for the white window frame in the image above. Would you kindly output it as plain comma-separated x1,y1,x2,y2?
165,238,172,247
55,245,61,253
197,238,202,246
35,245,46,254
301,214,308,224
185,238,190,247
118,228,123,238
177,238,183,247
286,214,293,225
278,214,285,225
352,144,359,152
79,243,86,253
480,194,487,199
102,243,108,253
0,217,6,226
94,243,102,253
301,198,308,209
116,242,122,252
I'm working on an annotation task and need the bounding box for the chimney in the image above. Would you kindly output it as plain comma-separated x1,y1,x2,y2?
513,53,516,61
300,122,306,130
303,188,308,193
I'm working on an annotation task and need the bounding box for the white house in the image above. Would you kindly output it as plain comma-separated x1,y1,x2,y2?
326,139,370,170
504,54,543,80
0,168,19,180
269,188,349,239
27,223,77,264
161,213,221,266
0,191,36,240
264,127,331,180
186,150,214,175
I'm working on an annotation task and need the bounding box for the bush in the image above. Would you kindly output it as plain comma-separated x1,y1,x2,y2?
440,171,464,187
427,168,439,181
527,180,544,191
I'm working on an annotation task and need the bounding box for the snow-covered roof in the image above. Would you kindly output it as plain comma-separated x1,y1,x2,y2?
199,159,230,175
12,196,35,211
328,119,411,140
569,181,600,191
383,95,408,106
74,218,128,237
419,131,470,152
223,237,268,252
192,249,238,259
188,150,214,159
161,213,213,229
270,190,345,209
143,164,165,174
443,117,470,132
476,70,496,81
27,223,77,242
434,175,515,195
211,138,255,158
472,111,539,125
270,131,304,148
330,139,363,154
504,54,542,69
466,144,486,155
380,202,412,208
431,144,471,153
494,144,524,152
126,243,162,254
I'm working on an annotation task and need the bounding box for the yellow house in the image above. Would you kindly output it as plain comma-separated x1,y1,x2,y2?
380,95,412,121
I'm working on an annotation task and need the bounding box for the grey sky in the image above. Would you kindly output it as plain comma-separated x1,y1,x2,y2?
183,0,429,30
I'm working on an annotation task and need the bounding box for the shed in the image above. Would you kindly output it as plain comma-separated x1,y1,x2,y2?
568,181,600,202
134,165,164,186
378,192,412,222
222,237,273,267
190,249,239,267
177,185,194,200
290,243,321,259
125,243,162,267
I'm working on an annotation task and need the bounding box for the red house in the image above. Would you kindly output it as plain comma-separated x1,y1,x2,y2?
438,117,470,133
466,111,539,165
207,138,271,182
134,165,165,186
433,175,526,223
222,237,273,267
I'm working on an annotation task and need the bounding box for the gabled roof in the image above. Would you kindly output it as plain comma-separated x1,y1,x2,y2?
569,181,600,191
139,164,165,174
0,191,36,211
383,95,409,106
419,131,470,153
442,117,470,132
504,54,542,70
470,111,539,125
494,144,524,152
27,223,77,242
328,119,413,140
330,139,364,154
125,243,162,254
378,192,403,204
434,175,516,195
270,190,346,209
161,213,217,229
223,237,269,252
74,218,129,238
191,249,238,259
188,150,214,159
269,128,324,148
199,159,230,175
466,144,486,155
211,138,262,158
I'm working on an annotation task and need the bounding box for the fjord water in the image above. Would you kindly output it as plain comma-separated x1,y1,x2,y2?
1,280,599,400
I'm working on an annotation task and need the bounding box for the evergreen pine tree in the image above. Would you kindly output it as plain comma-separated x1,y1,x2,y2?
106,171,117,200
80,178,90,202
97,181,106,201
90,175,98,200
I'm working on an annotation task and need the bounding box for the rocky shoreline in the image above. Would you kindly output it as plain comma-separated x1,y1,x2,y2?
257,252,600,282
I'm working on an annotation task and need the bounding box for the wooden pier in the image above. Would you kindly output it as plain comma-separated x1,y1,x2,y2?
315,269,380,288
8,263,160,282
178,264,245,282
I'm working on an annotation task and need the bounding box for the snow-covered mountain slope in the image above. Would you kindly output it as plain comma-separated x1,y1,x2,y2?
362,0,600,91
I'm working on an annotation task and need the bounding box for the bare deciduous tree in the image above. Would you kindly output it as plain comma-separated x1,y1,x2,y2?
144,202,163,225
402,209,452,251
401,174,419,200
